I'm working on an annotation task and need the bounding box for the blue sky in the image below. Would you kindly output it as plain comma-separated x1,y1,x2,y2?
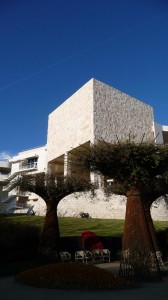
0,0,168,159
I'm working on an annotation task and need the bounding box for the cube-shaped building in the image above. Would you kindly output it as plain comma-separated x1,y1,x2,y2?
47,78,155,177
1,78,168,220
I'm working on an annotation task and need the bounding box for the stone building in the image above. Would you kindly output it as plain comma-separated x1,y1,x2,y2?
0,78,168,219
47,78,168,220
47,78,155,179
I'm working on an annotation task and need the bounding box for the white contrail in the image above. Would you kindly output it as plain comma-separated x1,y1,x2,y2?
0,14,163,92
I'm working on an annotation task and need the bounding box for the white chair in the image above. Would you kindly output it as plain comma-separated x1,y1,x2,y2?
156,251,164,269
122,249,130,263
150,251,164,270
92,249,103,263
75,250,92,263
59,251,71,262
101,249,111,262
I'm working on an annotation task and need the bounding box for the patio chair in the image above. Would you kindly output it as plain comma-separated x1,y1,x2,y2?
92,249,103,263
59,251,71,262
101,249,111,262
75,250,93,263
122,249,130,263
156,251,164,269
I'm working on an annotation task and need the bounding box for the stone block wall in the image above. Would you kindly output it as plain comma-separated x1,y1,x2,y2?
57,190,168,221
47,79,94,162
93,79,154,143
47,78,155,163
57,190,126,219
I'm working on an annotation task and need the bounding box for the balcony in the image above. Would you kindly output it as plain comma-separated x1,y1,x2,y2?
0,160,11,170
19,162,38,171
0,174,9,182
2,162,38,186
6,203,34,214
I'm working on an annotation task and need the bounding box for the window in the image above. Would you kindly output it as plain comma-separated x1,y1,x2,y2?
27,157,38,169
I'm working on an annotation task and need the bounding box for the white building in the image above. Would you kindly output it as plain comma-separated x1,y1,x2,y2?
0,78,168,219
1,146,47,215
47,79,154,177
0,160,11,213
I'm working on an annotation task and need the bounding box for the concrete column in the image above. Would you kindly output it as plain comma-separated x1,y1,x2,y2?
47,163,52,175
64,152,70,176
90,172,102,188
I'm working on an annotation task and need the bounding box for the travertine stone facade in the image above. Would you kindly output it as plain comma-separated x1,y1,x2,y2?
57,190,168,221
47,80,94,162
2,78,167,220
151,197,168,220
93,79,154,143
47,78,154,163
57,190,127,219
46,78,167,221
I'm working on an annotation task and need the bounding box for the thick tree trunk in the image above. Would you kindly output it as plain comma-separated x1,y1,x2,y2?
123,189,155,252
39,201,60,251
143,200,160,252
121,188,161,280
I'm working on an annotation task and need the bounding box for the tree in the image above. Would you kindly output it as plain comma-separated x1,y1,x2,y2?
106,175,168,257
141,176,168,254
17,173,92,255
70,140,168,279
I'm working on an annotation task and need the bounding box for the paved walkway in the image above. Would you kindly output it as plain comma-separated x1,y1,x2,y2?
0,262,168,300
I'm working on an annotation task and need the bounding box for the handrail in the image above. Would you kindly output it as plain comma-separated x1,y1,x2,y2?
19,162,38,170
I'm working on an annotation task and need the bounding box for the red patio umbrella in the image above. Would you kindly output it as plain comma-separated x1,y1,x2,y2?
81,231,104,251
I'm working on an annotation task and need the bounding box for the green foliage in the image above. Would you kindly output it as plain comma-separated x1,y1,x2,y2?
1,216,167,254
16,262,135,290
70,141,168,191
0,217,40,258
1,215,168,237
16,174,92,204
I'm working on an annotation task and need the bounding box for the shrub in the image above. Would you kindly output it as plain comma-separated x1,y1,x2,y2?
0,218,40,261
16,262,135,290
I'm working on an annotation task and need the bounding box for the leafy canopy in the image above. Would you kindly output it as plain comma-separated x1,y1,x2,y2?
17,173,92,204
70,141,168,191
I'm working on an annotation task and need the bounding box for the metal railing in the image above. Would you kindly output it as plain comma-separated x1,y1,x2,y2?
19,162,38,170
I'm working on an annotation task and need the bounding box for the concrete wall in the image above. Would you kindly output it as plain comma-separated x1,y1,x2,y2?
93,79,154,143
47,79,94,162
